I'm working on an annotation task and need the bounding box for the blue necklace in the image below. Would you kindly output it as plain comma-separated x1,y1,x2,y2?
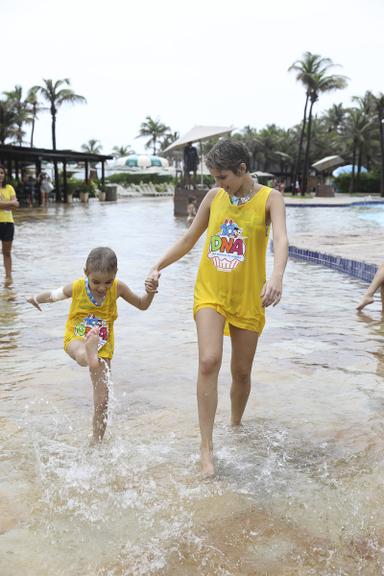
230,181,255,206
85,277,104,306
230,193,251,206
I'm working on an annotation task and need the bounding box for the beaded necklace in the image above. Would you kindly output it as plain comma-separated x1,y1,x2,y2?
230,180,256,206
85,277,104,306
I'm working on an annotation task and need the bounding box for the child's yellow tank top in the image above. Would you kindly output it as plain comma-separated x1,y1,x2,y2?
194,186,272,335
64,278,118,359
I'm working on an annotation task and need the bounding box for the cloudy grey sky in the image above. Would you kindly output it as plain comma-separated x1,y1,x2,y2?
2,0,383,154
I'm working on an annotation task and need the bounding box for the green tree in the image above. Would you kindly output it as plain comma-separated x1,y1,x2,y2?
343,108,373,192
3,85,32,146
81,139,102,154
289,52,347,193
26,87,43,147
31,78,86,150
0,98,16,145
138,116,170,155
112,145,134,158
31,79,86,201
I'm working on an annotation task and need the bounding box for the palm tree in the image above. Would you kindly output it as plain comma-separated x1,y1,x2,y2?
343,109,373,192
31,79,86,201
138,116,169,155
371,93,384,196
3,85,32,146
289,52,347,193
112,145,134,158
0,98,16,145
81,139,102,154
31,78,86,150
322,103,347,134
26,87,42,147
301,70,348,192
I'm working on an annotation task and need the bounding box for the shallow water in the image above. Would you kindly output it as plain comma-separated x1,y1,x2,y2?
1,199,384,575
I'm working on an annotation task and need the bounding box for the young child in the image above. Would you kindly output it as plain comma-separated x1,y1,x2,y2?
27,246,159,444
186,195,197,226
356,263,384,312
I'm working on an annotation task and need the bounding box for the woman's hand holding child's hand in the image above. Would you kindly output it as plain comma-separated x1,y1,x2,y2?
145,270,160,293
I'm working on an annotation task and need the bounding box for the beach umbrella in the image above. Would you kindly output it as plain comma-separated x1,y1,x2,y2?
332,164,368,177
251,171,274,178
112,154,169,171
312,155,344,172
163,125,234,185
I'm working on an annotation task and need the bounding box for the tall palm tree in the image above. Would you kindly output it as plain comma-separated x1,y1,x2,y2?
26,87,42,147
3,85,32,146
31,78,86,150
0,99,16,145
343,109,373,192
371,93,384,196
289,52,347,193
138,116,169,155
31,79,86,201
301,70,348,192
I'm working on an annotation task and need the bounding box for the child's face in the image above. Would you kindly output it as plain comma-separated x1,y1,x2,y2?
87,270,116,297
210,166,245,196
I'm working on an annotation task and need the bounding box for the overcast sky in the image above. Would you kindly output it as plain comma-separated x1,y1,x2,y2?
2,0,383,155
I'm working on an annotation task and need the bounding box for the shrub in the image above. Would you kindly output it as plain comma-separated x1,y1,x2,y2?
334,171,380,194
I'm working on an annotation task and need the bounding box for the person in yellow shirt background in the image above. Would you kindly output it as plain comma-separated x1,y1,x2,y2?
151,140,289,476
0,164,19,287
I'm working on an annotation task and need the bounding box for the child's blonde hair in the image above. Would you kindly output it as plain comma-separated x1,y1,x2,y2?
85,247,117,275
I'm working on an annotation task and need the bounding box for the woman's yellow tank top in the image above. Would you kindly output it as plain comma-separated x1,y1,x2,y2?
64,278,118,359
194,186,272,335
0,185,16,223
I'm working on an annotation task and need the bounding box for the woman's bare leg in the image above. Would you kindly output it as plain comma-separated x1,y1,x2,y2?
229,325,258,426
195,308,225,476
2,241,13,286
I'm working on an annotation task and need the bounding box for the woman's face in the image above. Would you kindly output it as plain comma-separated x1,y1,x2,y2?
0,168,5,185
209,166,245,196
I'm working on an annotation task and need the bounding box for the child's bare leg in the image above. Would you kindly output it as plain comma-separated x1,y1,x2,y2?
229,326,258,426
196,309,225,476
381,285,384,313
66,339,88,366
90,359,110,444
85,327,100,370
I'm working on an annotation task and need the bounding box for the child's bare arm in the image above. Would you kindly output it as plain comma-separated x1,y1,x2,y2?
27,283,72,311
117,279,157,310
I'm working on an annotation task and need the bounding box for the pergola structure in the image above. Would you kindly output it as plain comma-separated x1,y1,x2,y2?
0,144,113,202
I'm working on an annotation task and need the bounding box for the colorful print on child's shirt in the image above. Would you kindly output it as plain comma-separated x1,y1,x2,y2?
208,219,246,272
74,315,108,350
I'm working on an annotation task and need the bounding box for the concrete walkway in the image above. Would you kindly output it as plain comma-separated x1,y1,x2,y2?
285,195,384,281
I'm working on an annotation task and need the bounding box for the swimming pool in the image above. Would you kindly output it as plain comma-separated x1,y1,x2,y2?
1,198,384,575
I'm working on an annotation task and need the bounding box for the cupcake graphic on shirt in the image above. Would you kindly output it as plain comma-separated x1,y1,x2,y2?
208,219,246,271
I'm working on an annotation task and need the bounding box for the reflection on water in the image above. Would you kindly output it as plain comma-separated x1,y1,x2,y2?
1,199,384,575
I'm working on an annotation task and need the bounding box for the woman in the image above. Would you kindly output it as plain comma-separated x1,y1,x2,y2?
0,165,19,287
152,140,289,476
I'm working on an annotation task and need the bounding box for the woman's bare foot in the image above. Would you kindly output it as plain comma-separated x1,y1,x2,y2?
4,276,13,288
85,326,100,370
200,445,215,477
